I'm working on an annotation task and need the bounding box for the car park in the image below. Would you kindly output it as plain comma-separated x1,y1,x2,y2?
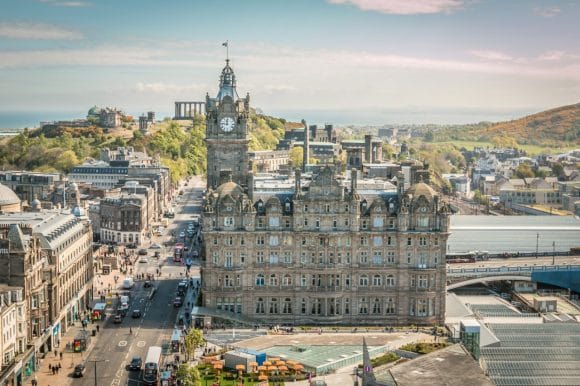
132,309,142,318
73,363,86,377
129,357,142,371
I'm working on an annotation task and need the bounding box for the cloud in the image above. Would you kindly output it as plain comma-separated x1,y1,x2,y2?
135,82,208,94
39,0,92,7
0,22,83,40
470,50,514,62
533,6,561,17
327,0,464,14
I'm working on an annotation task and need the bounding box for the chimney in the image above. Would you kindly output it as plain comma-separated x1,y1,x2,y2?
351,168,358,195
302,119,309,172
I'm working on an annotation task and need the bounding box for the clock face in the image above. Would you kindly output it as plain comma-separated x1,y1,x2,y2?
220,117,235,132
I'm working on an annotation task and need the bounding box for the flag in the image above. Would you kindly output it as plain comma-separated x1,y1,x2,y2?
222,41,228,47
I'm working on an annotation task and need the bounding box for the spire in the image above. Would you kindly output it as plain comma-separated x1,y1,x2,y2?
217,58,238,101
361,338,377,386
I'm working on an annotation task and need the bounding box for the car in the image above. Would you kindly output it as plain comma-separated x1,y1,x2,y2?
138,249,148,255
132,309,142,318
154,251,161,258
73,363,86,377
184,246,189,252
129,357,142,371
173,297,183,307
151,243,162,249
113,314,123,323
192,250,199,257
143,280,152,288
139,257,148,263
179,232,185,238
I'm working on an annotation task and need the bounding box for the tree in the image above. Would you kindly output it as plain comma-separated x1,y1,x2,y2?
515,163,534,179
183,329,205,361
55,150,79,173
551,163,565,179
175,363,201,386
288,146,303,168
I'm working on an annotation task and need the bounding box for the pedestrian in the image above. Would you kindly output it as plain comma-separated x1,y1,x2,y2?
58,362,62,370
48,364,52,372
59,351,63,360
52,367,55,375
54,349,57,357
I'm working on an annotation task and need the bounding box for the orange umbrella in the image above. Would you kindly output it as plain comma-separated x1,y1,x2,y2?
275,360,285,366
286,360,298,366
235,364,245,371
257,365,267,372
278,365,288,372
249,361,258,368
269,357,280,362
262,360,272,366
258,375,268,381
213,363,223,370
267,365,277,372
293,364,304,372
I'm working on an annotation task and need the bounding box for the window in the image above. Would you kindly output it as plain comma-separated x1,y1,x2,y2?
315,219,320,229
373,217,383,227
418,216,429,227
372,251,382,265
407,252,413,264
388,219,395,229
407,237,412,246
359,275,369,286
304,219,308,226
256,298,265,314
224,275,233,287
359,251,368,264
304,204,308,212
269,274,279,286
212,252,219,265
409,299,416,316
418,275,428,289
387,251,395,263
269,217,279,227
372,274,382,286
256,251,264,264
325,204,330,213
256,236,265,245
224,217,234,227
333,219,337,228
372,298,382,314
362,220,367,229
360,236,368,246
269,298,279,314
386,298,396,314
359,298,369,314
257,218,264,228
283,274,292,286
300,275,307,287
386,274,395,287
417,299,428,316
419,237,427,246
373,236,382,247
256,274,265,286
285,219,291,228
301,298,307,314
269,252,279,264
284,252,292,264
434,238,439,246
224,252,233,268
418,253,427,268
282,298,292,314
345,274,351,288
345,298,350,314
269,235,279,246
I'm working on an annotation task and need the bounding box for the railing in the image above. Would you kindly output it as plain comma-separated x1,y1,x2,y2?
447,264,580,277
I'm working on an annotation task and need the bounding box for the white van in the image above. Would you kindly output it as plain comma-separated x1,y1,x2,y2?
120,295,130,304
122,277,134,289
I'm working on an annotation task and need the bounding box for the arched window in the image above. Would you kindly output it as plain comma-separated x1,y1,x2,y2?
283,274,292,286
359,275,369,287
255,274,265,286
386,274,395,287
269,298,279,314
372,275,382,287
255,298,265,314
282,298,292,314
372,298,382,314
359,297,368,314
269,274,279,286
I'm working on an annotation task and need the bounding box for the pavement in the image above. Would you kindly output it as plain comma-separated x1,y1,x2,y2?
30,261,127,386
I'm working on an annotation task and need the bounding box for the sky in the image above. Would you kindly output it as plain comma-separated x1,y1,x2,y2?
0,0,579,125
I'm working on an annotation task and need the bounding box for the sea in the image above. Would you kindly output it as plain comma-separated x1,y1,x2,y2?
448,215,580,255
0,110,88,132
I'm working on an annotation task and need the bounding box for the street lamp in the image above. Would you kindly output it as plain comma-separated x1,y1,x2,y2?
535,233,539,259
87,358,108,386
552,241,556,265
352,367,359,386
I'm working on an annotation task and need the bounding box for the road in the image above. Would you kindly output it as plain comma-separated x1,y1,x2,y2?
77,177,205,386
448,255,580,270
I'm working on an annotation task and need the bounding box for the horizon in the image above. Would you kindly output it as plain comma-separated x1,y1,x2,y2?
1,0,579,127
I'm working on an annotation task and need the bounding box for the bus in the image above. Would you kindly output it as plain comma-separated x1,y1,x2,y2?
174,243,185,262
143,346,162,385
171,329,182,352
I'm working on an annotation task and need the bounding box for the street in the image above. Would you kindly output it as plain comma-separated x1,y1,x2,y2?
76,176,205,386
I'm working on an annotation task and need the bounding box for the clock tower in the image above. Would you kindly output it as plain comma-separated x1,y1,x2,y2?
205,59,250,189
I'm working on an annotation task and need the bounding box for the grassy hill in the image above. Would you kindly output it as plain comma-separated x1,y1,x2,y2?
474,103,580,145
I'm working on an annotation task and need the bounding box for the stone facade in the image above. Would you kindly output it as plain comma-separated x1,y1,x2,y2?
202,168,450,326
99,193,148,245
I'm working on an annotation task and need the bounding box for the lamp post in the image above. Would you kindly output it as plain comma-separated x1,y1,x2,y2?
552,241,556,265
535,233,539,259
87,358,108,386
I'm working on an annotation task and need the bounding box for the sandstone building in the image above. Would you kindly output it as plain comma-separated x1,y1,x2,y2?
200,61,450,326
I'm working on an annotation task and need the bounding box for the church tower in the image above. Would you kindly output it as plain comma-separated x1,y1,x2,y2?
205,59,250,189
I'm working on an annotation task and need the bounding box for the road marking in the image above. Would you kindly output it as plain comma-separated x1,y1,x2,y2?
137,340,146,347
119,341,127,347
111,379,120,385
